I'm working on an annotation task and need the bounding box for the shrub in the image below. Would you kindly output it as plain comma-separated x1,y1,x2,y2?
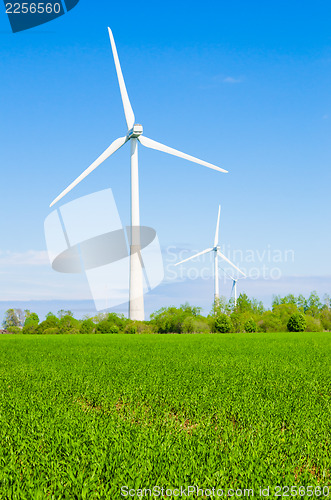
273,304,298,331
58,315,80,334
320,309,331,331
24,313,39,327
37,314,60,334
258,311,283,333
80,319,95,335
109,325,119,334
191,320,211,333
150,304,202,334
214,314,232,333
229,313,242,333
22,323,38,335
7,326,22,334
287,313,306,332
44,327,59,335
182,316,195,333
244,318,257,333
129,321,154,334
305,316,322,332
125,323,137,334
96,320,119,334
68,328,80,335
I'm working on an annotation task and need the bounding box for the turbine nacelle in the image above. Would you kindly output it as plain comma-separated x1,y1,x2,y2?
127,124,143,139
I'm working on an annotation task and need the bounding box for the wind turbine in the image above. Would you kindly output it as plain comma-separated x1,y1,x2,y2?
219,266,245,306
50,28,228,321
175,205,245,304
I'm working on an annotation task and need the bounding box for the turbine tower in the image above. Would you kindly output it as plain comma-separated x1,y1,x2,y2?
175,206,245,303
50,28,228,321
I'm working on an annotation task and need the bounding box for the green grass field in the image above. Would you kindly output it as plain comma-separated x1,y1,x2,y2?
0,332,330,498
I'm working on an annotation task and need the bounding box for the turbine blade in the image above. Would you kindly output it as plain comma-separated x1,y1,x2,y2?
175,248,213,266
139,135,228,173
50,136,127,207
219,266,234,281
231,280,236,295
214,205,221,247
108,28,135,130
217,250,246,277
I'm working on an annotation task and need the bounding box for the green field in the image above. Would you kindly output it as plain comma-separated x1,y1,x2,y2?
0,332,330,498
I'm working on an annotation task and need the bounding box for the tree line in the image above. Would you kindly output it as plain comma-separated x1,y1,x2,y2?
1,291,331,335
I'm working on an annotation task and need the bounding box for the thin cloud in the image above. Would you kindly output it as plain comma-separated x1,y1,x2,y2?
223,76,242,83
199,75,243,90
0,250,49,267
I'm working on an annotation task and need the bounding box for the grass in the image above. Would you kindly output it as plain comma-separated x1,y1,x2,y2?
0,332,330,498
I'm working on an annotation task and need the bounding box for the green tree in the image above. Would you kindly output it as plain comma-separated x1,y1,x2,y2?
306,291,322,317
320,308,331,331
80,319,95,334
37,313,60,334
287,313,306,332
212,296,231,316
58,314,79,334
96,320,119,334
57,309,73,319
297,294,308,312
214,314,232,333
22,313,39,334
150,304,202,333
305,316,322,332
236,294,252,314
2,309,24,329
258,311,282,332
244,318,257,332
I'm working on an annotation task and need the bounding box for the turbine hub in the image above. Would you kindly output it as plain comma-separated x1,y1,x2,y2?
127,124,143,139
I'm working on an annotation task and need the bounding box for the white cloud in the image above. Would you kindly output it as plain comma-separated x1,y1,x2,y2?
0,250,50,267
223,76,242,84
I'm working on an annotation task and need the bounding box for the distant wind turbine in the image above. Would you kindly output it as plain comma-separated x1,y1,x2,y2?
50,28,228,321
219,266,245,306
175,205,245,303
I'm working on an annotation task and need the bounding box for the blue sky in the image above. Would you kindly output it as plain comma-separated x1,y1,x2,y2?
0,1,330,318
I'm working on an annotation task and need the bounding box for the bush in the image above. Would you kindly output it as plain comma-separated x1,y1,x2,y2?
182,316,196,333
24,313,39,327
125,323,137,334
320,309,331,331
244,318,257,333
258,311,283,333
80,319,95,334
214,314,232,333
7,326,22,334
287,313,306,332
305,316,322,332
273,304,298,331
44,327,59,335
68,328,80,335
22,323,38,335
229,313,242,333
150,304,202,334
96,320,119,334
37,314,60,334
58,315,80,334
191,320,211,333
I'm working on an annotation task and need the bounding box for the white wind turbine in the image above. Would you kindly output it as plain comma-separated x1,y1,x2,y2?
219,266,245,306
50,28,228,321
175,205,245,303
